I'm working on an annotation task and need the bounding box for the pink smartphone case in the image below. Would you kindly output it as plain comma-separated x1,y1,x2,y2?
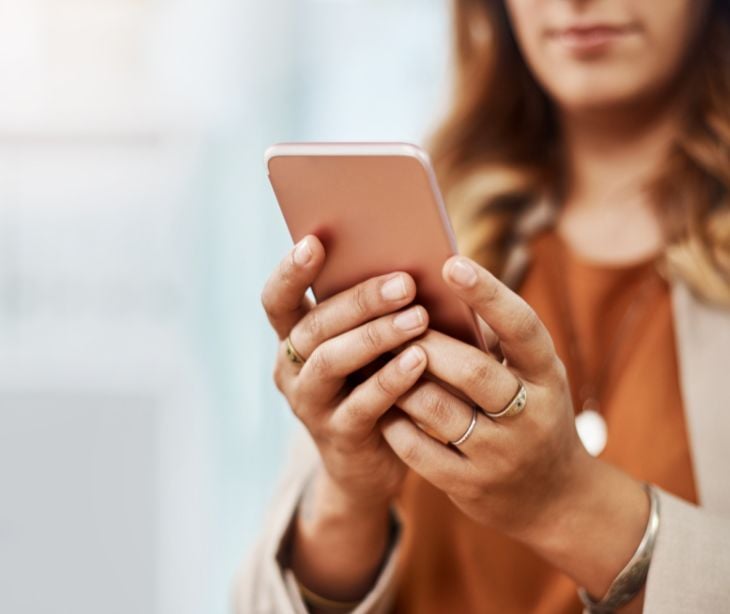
266,142,486,351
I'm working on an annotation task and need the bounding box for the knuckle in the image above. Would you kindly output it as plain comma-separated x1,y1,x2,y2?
465,360,493,391
400,439,422,465
353,282,372,318
513,307,540,342
423,389,452,428
481,279,500,304
301,308,324,344
361,321,384,352
374,367,398,399
308,348,332,379
338,400,372,434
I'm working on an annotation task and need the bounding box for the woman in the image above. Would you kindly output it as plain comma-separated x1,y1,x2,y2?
239,0,730,612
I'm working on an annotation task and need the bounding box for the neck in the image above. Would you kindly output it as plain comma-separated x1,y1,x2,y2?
559,99,681,210
554,97,685,264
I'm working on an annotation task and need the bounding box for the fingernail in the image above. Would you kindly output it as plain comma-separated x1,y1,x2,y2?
393,306,424,331
293,237,312,266
448,258,477,288
399,346,424,371
381,274,407,301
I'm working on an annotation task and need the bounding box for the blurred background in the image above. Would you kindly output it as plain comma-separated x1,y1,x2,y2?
0,1,450,612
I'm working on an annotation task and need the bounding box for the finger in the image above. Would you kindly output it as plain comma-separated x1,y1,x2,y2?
260,235,325,340
395,378,476,446
290,271,417,361
477,315,503,359
442,255,558,383
380,409,468,492
299,305,429,401
331,345,427,437
274,336,316,393
417,329,523,417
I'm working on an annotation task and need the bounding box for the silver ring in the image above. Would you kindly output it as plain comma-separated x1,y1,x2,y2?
450,405,478,447
484,381,527,419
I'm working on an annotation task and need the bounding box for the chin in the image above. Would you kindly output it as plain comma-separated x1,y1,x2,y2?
545,72,665,117
555,90,643,115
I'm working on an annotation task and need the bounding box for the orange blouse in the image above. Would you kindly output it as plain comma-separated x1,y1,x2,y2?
392,227,698,613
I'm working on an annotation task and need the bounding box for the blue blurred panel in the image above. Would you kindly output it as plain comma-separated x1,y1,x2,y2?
0,1,451,612
0,394,158,614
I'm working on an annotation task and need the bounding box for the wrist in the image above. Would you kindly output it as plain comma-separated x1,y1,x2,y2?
577,483,659,613
521,453,650,598
313,466,392,522
290,466,393,602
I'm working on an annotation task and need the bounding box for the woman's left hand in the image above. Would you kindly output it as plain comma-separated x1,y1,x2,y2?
381,254,587,537
380,255,650,600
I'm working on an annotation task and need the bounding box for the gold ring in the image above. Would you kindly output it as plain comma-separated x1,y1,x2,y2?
285,335,306,365
483,381,527,419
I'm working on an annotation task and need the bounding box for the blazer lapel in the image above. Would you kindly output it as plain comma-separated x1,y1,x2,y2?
670,279,730,512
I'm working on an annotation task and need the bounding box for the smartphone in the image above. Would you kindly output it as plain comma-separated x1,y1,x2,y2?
265,142,487,351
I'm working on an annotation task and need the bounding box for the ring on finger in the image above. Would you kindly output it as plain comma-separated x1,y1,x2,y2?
449,404,478,447
483,380,527,419
286,335,307,365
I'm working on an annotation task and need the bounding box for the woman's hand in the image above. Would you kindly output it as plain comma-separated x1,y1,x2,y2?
383,253,582,535
260,234,429,601
380,255,650,602
261,234,429,506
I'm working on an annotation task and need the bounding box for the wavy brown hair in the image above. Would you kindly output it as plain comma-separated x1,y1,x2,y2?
427,0,730,305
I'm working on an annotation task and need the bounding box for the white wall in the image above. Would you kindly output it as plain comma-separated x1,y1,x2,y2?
0,1,450,612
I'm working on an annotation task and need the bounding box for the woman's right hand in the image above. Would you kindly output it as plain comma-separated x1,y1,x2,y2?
260,234,429,603
261,234,429,510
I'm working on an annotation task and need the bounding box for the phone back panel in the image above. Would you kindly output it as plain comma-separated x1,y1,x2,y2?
266,143,485,350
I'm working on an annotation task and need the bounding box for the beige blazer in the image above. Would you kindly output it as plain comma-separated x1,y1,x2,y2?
235,244,730,613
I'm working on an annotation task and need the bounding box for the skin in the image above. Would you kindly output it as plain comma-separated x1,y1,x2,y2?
261,243,430,600
260,0,711,611
504,0,709,114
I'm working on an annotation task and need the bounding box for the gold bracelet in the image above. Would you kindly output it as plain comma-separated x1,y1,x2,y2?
295,579,361,612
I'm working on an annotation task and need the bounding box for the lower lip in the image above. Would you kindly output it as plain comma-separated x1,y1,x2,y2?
553,28,633,54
